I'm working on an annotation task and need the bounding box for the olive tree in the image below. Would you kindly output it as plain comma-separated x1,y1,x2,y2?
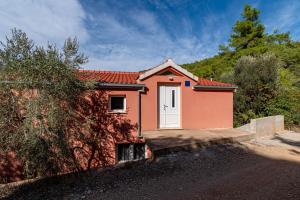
0,29,87,178
233,53,279,126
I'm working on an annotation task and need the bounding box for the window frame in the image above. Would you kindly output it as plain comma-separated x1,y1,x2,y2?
108,95,126,113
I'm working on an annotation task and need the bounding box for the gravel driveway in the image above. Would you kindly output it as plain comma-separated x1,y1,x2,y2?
1,132,300,200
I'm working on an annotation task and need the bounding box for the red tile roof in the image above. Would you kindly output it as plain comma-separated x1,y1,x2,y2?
78,70,236,88
78,70,140,84
197,78,235,87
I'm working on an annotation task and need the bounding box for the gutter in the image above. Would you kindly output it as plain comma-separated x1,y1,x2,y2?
96,82,145,89
0,80,51,85
193,85,238,91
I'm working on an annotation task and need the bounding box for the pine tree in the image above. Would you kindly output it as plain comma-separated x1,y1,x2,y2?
229,5,265,50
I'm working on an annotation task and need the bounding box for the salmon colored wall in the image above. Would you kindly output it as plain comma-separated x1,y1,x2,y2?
105,89,139,136
72,89,142,169
139,71,233,130
182,90,233,129
0,89,143,183
139,74,192,130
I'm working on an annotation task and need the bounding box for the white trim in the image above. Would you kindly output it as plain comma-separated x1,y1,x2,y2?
158,85,181,129
139,59,198,81
108,95,126,113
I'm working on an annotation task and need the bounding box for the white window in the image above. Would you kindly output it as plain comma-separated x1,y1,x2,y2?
109,95,126,113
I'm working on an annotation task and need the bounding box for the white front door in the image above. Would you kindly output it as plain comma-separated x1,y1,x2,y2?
159,85,180,128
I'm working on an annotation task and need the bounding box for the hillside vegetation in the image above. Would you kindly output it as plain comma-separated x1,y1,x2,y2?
183,5,300,127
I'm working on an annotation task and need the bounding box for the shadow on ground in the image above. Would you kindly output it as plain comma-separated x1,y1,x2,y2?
1,137,300,200
274,135,300,147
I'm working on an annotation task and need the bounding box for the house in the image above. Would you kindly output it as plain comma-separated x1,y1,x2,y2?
79,59,237,162
0,59,237,183
80,59,237,133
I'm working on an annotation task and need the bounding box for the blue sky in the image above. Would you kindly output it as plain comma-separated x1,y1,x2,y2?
0,0,300,71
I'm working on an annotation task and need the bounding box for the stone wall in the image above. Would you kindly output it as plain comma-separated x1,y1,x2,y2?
237,115,284,137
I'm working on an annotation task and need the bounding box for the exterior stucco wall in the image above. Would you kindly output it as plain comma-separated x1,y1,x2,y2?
106,89,139,133
76,73,234,132
182,90,233,129
139,73,233,131
76,89,141,166
140,74,194,130
0,89,143,183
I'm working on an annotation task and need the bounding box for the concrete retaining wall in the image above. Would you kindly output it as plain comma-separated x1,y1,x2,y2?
237,115,284,137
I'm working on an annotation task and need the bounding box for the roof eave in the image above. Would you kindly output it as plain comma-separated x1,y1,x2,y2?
193,85,238,91
95,82,146,89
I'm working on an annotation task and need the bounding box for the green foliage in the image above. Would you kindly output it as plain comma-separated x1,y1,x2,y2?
233,53,279,126
0,29,87,178
183,4,300,127
265,68,300,126
182,54,234,80
230,5,265,50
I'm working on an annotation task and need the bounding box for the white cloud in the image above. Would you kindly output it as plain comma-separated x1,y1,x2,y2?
82,7,229,70
264,1,300,36
0,0,89,46
0,0,232,71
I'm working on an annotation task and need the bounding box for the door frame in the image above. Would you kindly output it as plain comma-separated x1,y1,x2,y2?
157,84,181,129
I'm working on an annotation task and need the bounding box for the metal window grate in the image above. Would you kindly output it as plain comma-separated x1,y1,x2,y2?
117,143,145,162
134,143,145,160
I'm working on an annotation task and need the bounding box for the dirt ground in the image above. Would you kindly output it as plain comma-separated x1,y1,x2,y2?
1,131,300,200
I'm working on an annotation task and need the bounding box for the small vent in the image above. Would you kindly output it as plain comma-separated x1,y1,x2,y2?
159,70,176,76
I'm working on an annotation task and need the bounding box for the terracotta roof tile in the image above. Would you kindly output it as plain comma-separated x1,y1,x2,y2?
78,70,140,84
78,69,235,88
197,78,235,87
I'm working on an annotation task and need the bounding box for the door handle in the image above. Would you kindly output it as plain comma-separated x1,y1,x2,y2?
163,104,168,110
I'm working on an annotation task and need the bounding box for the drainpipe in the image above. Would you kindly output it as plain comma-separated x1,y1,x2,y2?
137,86,145,138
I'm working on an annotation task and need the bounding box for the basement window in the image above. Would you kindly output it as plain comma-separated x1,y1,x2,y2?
109,95,126,113
117,143,145,162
